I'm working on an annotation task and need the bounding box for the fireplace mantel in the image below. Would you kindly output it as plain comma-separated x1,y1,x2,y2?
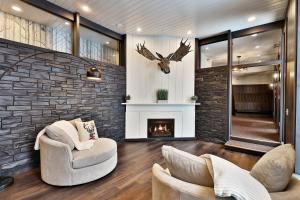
122,102,201,106
125,104,195,139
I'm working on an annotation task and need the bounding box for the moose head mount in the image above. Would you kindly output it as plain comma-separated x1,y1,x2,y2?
136,39,191,74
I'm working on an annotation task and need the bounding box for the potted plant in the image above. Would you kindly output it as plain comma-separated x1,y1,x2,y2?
157,89,168,103
124,95,131,103
191,95,198,103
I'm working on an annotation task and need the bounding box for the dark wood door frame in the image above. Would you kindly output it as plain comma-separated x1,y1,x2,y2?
197,21,285,142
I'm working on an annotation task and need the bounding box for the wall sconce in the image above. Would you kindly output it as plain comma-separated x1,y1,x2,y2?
87,67,101,81
0,51,102,81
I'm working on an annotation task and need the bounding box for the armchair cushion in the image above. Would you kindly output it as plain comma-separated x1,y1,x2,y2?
72,138,117,169
46,124,75,150
250,144,295,192
162,145,213,187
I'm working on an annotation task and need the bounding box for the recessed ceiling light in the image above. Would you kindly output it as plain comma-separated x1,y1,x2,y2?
11,5,22,12
257,54,261,57
251,33,258,37
205,47,209,50
258,60,262,63
248,16,256,22
106,41,110,44
137,27,142,32
187,30,192,35
81,5,91,12
255,45,260,49
65,22,70,25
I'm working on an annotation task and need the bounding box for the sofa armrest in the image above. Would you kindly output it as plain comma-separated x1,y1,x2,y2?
40,135,73,162
270,176,300,200
39,135,73,185
152,163,215,200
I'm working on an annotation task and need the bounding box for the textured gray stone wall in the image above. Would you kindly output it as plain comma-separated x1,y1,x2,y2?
0,38,126,175
195,66,228,143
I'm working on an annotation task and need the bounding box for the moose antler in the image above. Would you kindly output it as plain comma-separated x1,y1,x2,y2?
135,39,191,74
136,42,158,61
168,39,191,62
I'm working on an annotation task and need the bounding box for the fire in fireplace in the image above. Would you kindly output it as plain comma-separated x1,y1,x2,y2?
147,119,174,138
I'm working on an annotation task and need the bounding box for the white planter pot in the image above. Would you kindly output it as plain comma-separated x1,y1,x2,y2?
157,100,168,103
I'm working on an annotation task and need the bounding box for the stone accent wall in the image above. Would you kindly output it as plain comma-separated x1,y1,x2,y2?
195,66,228,143
0,39,126,175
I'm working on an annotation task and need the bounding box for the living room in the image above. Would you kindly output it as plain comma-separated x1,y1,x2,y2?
0,0,299,199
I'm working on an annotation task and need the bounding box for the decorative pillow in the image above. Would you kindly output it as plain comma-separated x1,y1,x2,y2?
69,118,82,129
250,144,295,192
46,120,94,151
161,145,214,187
46,121,77,150
208,154,271,200
75,120,99,142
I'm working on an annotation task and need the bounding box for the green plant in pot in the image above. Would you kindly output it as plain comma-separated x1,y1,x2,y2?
157,89,168,103
191,95,198,103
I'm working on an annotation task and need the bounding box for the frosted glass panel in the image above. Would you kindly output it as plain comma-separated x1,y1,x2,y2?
80,26,119,65
0,0,71,53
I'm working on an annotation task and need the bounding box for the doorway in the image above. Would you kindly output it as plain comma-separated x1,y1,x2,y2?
231,65,281,145
229,28,283,150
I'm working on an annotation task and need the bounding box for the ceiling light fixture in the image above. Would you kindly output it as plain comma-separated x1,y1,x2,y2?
273,73,279,79
257,54,261,57
65,22,70,26
251,33,258,37
81,5,91,12
187,30,192,35
269,83,274,88
205,47,209,50
255,45,260,49
11,5,22,12
233,56,247,72
137,27,142,32
248,16,256,22
258,60,262,63
106,41,110,45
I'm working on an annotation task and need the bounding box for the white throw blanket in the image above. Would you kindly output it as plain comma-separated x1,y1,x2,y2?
34,121,94,151
207,155,271,200
34,128,46,150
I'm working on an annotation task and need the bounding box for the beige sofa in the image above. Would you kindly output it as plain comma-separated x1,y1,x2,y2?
39,135,117,186
152,164,300,200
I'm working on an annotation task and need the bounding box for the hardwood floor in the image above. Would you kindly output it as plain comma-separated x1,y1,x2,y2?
232,115,279,143
0,141,260,200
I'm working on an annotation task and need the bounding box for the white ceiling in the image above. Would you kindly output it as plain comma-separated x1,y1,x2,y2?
48,0,288,38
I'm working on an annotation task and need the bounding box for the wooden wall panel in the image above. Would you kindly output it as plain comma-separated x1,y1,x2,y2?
126,35,195,103
285,0,296,144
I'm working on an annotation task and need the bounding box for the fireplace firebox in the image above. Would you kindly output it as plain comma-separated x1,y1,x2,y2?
147,119,174,138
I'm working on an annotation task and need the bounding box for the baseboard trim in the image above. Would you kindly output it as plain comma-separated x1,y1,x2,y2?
125,137,196,142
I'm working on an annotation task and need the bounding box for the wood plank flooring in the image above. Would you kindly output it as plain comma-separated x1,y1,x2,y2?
232,116,279,143
0,141,260,200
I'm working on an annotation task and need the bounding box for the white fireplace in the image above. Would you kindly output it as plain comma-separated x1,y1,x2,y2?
123,103,198,139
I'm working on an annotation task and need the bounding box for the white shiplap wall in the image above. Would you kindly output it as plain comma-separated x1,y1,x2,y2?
126,35,195,103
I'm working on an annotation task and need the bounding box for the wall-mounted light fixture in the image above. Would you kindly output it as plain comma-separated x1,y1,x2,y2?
0,51,102,81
